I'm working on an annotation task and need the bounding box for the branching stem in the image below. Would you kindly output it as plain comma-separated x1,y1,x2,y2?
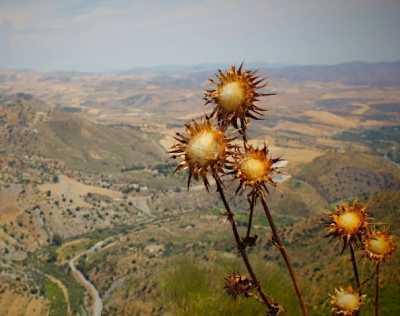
213,174,281,314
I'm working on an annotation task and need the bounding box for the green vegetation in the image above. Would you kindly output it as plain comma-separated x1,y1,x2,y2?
35,112,167,172
57,239,96,262
31,246,87,315
297,152,400,202
160,257,302,316
1,74,399,316
335,126,400,163
45,279,68,316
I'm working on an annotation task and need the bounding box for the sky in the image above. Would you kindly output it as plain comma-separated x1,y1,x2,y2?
1,0,400,71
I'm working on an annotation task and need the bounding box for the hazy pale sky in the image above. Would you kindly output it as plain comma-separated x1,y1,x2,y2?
1,0,400,71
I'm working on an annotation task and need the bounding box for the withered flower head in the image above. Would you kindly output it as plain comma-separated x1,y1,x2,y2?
224,273,256,299
169,117,234,190
364,230,395,262
329,286,364,316
327,201,368,247
204,64,274,129
229,143,281,196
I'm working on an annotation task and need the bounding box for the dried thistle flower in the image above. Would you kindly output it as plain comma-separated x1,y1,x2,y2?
224,273,256,299
326,201,368,249
204,64,274,129
229,143,281,197
169,117,234,190
329,286,364,316
364,230,395,262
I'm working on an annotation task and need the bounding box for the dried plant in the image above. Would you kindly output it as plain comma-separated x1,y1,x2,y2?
227,141,308,316
363,229,396,316
204,64,274,140
169,63,400,315
325,200,397,316
170,63,397,315
327,201,368,252
326,201,368,301
210,64,310,315
326,201,368,315
329,286,365,316
228,143,281,197
169,117,235,191
169,63,316,315
170,64,288,315
364,229,395,263
224,273,257,299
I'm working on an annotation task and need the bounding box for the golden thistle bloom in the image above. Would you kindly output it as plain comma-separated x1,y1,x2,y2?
326,201,368,248
169,117,234,190
330,286,364,316
224,273,256,299
204,64,274,129
229,144,281,196
364,230,395,262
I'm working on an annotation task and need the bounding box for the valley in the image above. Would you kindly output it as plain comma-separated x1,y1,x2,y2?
0,63,399,315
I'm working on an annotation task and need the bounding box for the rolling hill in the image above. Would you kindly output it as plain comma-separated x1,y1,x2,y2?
296,152,400,203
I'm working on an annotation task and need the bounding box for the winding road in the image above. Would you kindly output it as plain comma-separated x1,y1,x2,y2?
67,212,190,316
69,239,109,316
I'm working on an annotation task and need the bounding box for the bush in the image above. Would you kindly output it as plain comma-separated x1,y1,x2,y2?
52,233,63,246
52,175,59,183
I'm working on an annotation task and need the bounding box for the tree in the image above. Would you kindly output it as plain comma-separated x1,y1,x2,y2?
52,233,63,246
52,175,59,183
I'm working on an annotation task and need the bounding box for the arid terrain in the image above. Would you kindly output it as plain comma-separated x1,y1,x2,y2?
0,62,399,316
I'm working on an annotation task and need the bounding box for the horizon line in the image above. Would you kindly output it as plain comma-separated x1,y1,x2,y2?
1,59,400,74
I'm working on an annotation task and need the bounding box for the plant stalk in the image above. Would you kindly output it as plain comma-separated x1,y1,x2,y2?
349,242,361,316
349,243,361,290
241,126,248,145
375,262,380,316
259,195,308,316
213,175,281,314
246,194,256,239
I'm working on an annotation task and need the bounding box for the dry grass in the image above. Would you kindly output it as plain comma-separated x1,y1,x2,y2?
57,239,91,263
304,110,359,129
0,291,48,316
39,175,122,207
273,121,334,136
351,103,370,115
249,138,324,166
0,191,21,224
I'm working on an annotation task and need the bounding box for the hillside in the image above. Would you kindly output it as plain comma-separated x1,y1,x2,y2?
56,190,398,316
120,61,400,88
265,61,400,87
0,101,167,172
36,111,166,172
296,152,400,203
0,66,399,316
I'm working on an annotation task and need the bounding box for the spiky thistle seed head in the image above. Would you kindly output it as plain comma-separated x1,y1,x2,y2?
364,230,395,262
169,117,235,190
229,143,281,196
326,201,368,248
329,286,364,316
204,64,274,130
224,273,256,299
